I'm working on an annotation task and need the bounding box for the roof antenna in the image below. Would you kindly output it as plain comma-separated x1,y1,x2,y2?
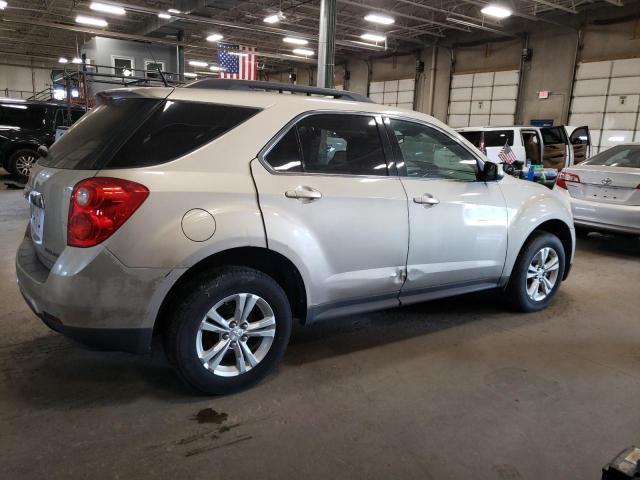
146,45,169,87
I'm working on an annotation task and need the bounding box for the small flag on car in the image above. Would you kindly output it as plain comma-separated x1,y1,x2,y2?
498,140,518,164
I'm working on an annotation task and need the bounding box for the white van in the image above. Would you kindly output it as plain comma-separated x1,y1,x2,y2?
457,125,592,170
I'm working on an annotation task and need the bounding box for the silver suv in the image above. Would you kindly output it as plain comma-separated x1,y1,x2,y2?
16,80,575,394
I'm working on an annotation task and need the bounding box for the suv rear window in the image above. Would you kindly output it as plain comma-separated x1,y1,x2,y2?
458,130,514,147
0,103,47,130
41,98,260,170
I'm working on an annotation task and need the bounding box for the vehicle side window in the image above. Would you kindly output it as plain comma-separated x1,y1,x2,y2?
390,119,478,181
297,114,387,176
264,128,303,172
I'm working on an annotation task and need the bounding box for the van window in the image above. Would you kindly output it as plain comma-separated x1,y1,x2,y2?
484,130,513,147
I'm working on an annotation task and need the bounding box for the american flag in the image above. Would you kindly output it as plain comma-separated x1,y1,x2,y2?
218,45,257,80
498,141,518,164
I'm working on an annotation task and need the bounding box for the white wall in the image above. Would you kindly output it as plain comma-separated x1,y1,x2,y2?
0,62,52,100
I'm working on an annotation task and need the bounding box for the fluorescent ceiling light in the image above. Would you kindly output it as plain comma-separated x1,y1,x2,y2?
90,2,125,15
364,13,394,25
188,60,208,67
283,37,308,45
263,13,281,23
209,65,223,71
293,48,314,56
360,33,386,42
158,12,171,19
58,57,68,64
481,4,512,18
167,8,181,14
0,1,7,10
206,33,223,42
184,72,198,78
75,15,108,27
71,57,83,64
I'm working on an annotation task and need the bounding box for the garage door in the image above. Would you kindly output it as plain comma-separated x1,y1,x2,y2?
568,58,640,154
369,79,415,110
447,70,519,128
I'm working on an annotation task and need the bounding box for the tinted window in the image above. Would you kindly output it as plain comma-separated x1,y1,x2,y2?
41,97,160,169
459,131,481,147
42,98,259,170
296,114,387,175
0,103,47,130
541,127,565,145
583,145,640,168
109,101,259,168
390,119,478,181
484,130,513,147
264,128,303,172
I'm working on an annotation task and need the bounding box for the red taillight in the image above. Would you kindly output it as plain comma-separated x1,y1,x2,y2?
556,170,581,189
68,177,149,248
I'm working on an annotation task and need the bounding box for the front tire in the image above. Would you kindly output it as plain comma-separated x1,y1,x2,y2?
506,232,566,312
165,267,292,395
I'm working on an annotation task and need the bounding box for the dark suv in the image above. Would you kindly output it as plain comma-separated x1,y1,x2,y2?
0,100,85,182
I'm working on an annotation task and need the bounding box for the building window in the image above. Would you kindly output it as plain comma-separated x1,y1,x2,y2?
111,56,135,77
145,60,166,79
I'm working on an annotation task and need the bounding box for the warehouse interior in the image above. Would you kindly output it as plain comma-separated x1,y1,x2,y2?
1,0,640,479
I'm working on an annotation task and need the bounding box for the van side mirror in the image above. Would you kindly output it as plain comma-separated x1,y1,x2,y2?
480,161,503,181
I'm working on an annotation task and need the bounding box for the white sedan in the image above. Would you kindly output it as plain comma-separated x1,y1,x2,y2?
554,143,640,235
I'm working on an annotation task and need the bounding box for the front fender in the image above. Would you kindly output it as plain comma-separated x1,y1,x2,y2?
499,177,575,280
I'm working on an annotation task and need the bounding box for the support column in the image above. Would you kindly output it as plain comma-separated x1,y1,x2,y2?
317,0,336,88
177,30,185,82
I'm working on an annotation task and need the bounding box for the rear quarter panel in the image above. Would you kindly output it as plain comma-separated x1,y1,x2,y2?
499,176,575,280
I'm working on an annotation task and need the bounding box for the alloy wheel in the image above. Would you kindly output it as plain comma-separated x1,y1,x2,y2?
196,293,276,377
526,247,560,302
15,152,36,178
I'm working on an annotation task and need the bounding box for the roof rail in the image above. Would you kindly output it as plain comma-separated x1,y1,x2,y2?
184,79,373,103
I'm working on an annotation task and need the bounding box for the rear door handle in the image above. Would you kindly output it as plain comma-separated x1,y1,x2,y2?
413,193,440,207
285,186,322,202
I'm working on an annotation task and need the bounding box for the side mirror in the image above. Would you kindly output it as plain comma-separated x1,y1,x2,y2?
480,161,503,181
37,145,49,158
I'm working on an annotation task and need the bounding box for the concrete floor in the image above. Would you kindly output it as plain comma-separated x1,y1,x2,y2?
1,174,639,480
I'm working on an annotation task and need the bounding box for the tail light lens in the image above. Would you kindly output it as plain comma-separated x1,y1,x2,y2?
556,170,581,189
68,177,149,248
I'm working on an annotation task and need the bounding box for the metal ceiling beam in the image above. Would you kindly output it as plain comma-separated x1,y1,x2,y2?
337,0,471,32
133,0,208,36
530,0,577,14
393,0,501,26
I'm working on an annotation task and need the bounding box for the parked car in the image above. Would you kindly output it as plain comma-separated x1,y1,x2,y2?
554,143,640,236
0,99,85,182
457,125,592,170
17,80,575,395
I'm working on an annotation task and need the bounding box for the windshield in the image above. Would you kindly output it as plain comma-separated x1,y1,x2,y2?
583,145,640,169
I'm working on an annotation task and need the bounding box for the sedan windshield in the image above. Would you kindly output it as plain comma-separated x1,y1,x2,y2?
583,145,640,169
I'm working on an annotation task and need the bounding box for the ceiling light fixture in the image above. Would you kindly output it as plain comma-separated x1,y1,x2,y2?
264,11,285,23
188,60,208,67
283,37,308,45
90,2,126,15
0,1,7,10
360,33,386,42
209,65,223,71
293,48,314,56
364,13,395,25
480,4,512,18
71,57,83,64
75,15,108,27
206,33,223,42
167,8,181,14
446,16,512,36
58,57,68,64
158,12,171,19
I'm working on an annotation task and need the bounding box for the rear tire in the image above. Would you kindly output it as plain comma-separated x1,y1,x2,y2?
506,232,566,313
164,267,292,395
7,148,37,183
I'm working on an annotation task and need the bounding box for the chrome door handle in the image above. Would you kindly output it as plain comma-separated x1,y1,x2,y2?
285,186,322,202
413,193,440,206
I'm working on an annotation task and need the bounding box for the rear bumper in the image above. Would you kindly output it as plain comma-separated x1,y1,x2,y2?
569,196,640,235
16,235,172,354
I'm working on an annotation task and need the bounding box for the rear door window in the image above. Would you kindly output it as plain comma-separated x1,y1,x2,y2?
483,130,514,147
0,103,47,130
